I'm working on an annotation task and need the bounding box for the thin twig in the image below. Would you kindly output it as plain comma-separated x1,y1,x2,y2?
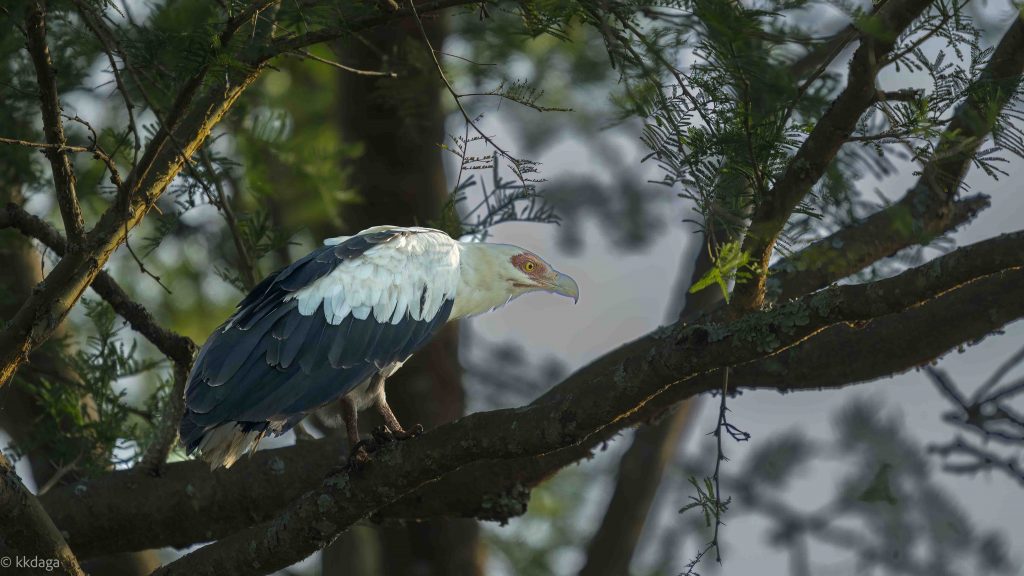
24,0,86,243
286,48,397,77
408,0,534,184
73,0,142,169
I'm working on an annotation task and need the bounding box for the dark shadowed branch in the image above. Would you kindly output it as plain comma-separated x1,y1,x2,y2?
0,453,85,576
140,231,1024,575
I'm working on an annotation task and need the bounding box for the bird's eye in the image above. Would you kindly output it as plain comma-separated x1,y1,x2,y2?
524,261,535,272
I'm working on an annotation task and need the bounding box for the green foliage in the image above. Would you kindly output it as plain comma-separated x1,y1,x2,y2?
688,240,753,302
9,300,165,476
678,475,730,528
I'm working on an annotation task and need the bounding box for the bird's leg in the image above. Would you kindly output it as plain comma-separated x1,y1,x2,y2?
375,393,424,441
340,395,373,468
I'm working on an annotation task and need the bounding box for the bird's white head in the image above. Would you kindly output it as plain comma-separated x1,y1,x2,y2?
453,242,579,319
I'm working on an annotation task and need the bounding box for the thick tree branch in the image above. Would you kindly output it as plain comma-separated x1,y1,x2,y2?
41,233,1024,559
770,194,989,299
729,0,935,311
0,203,196,367
24,1,86,243
141,232,1022,575
772,17,1024,300
0,452,85,576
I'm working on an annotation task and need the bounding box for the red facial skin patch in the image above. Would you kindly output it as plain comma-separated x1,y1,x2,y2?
510,253,548,286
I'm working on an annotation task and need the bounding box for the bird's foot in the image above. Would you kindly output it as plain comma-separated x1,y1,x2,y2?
391,423,424,441
371,425,396,445
340,438,378,472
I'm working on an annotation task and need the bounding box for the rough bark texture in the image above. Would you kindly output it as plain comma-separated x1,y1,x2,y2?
140,231,1024,575
37,233,1024,559
0,454,84,576
772,18,1024,300
730,0,936,311
24,1,85,243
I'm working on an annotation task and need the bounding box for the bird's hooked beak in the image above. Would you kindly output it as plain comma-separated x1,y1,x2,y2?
545,271,579,303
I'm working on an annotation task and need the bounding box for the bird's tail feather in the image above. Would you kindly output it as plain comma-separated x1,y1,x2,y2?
190,422,268,470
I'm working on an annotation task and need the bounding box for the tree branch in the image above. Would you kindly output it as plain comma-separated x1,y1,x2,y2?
0,452,85,576
729,0,935,312
24,0,86,243
139,361,192,474
772,17,1024,300
40,232,1024,559
0,202,196,366
770,194,989,300
141,231,1023,575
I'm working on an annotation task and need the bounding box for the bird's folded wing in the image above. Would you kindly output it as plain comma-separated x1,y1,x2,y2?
182,227,459,435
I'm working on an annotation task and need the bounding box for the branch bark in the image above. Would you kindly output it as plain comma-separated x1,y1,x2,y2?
0,202,196,366
729,0,935,311
772,17,1024,300
140,231,1023,575
25,1,86,243
0,453,85,576
40,232,1024,558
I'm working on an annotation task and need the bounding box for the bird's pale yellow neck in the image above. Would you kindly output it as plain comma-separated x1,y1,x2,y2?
451,242,518,319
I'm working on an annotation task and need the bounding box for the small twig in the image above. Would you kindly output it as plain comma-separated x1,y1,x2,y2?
198,148,258,289
408,0,534,184
73,0,142,169
709,367,729,562
36,453,84,496
972,345,1024,403
929,438,1024,485
0,134,123,191
286,48,397,77
435,49,495,66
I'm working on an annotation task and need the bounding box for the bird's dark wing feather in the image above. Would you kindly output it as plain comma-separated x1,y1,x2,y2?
179,229,455,452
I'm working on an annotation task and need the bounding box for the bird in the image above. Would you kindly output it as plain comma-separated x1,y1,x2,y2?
179,225,579,469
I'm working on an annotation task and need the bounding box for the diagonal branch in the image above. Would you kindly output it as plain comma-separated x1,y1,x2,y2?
147,231,1024,576
771,17,1024,300
24,0,86,244
0,452,85,576
40,232,1024,559
0,203,196,366
729,0,936,312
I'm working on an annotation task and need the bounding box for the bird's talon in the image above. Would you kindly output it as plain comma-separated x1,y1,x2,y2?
392,423,424,441
372,426,395,444
344,444,373,471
